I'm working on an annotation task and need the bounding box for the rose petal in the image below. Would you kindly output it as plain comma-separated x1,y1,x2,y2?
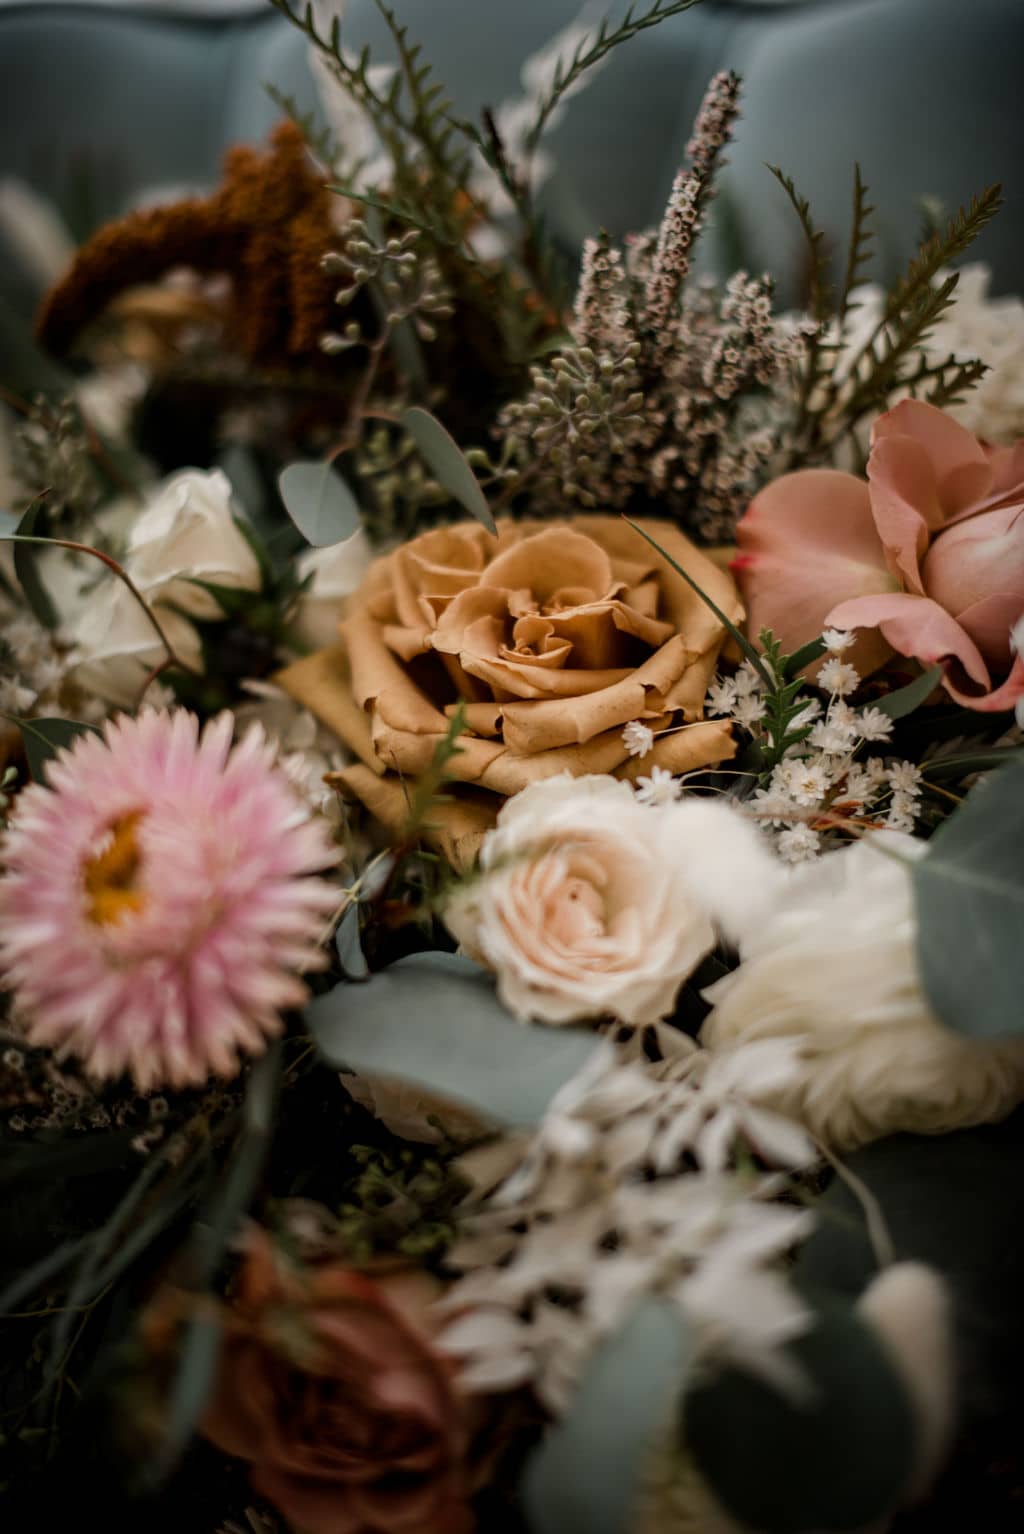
871,399,991,517
734,469,896,673
826,590,994,699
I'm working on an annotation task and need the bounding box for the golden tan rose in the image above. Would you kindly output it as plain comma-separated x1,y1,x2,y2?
278,516,738,865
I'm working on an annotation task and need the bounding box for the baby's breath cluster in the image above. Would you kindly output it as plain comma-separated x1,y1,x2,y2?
708,629,924,861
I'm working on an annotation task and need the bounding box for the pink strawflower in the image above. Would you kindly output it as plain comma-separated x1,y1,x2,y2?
0,709,340,1090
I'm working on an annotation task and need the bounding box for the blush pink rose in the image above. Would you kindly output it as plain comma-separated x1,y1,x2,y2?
733,400,1024,711
201,1230,476,1534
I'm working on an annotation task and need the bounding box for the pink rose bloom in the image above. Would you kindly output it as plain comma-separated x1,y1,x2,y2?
733,400,1024,711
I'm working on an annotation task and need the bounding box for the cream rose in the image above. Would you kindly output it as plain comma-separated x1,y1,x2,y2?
69,577,203,707
128,467,261,618
278,515,738,867
444,774,717,1026
701,832,1024,1148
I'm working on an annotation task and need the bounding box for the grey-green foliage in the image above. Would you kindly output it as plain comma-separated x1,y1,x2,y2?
913,757,1024,1041
305,951,600,1127
523,1298,692,1534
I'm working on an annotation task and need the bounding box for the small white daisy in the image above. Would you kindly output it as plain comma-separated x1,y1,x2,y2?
816,658,861,696
634,765,683,806
776,823,821,863
820,628,855,654
789,760,832,806
855,706,894,742
888,760,923,794
622,719,655,758
706,676,739,716
733,662,765,698
733,693,767,729
789,698,823,730
842,766,880,805
809,718,858,756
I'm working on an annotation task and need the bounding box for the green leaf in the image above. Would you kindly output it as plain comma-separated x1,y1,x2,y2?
16,715,101,781
686,1299,916,1534
875,664,943,720
921,747,1024,781
305,951,600,1125
335,902,369,981
913,758,1024,1039
278,460,364,547
523,1298,691,1534
783,637,827,680
401,407,496,533
151,1312,222,1482
0,1234,92,1315
12,502,58,630
190,1044,281,1287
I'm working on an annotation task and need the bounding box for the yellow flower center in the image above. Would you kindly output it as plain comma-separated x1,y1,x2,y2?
82,813,146,927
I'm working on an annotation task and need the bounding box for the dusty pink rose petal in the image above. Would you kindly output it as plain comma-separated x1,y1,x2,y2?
738,400,1024,711
201,1232,476,1534
733,468,897,673
872,399,992,518
827,592,993,694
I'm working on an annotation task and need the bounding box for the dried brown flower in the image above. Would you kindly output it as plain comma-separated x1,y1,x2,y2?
37,123,340,368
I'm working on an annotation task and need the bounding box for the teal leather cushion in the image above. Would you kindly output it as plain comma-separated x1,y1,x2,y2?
0,0,1020,305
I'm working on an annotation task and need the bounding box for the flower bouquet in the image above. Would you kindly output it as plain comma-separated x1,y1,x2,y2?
1,3,1023,1532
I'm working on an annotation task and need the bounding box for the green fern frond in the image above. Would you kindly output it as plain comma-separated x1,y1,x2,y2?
524,0,703,156
913,353,990,409
835,163,876,341
264,82,340,171
767,164,832,324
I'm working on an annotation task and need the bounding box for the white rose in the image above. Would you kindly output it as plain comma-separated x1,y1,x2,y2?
701,832,1024,1148
128,468,261,619
69,577,202,707
292,527,373,650
444,773,716,1026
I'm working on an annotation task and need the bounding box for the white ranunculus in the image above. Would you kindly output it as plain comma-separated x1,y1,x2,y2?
701,832,1024,1148
292,527,373,650
127,468,261,619
444,774,717,1026
69,577,202,708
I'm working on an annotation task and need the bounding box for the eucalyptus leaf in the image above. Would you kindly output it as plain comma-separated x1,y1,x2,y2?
191,1044,280,1286
920,747,1023,782
151,1312,222,1481
401,407,496,533
11,502,58,630
686,1299,916,1534
913,757,1024,1039
0,1234,92,1315
278,460,363,547
875,664,943,719
18,716,101,781
335,902,369,981
305,952,600,1126
523,1298,690,1534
